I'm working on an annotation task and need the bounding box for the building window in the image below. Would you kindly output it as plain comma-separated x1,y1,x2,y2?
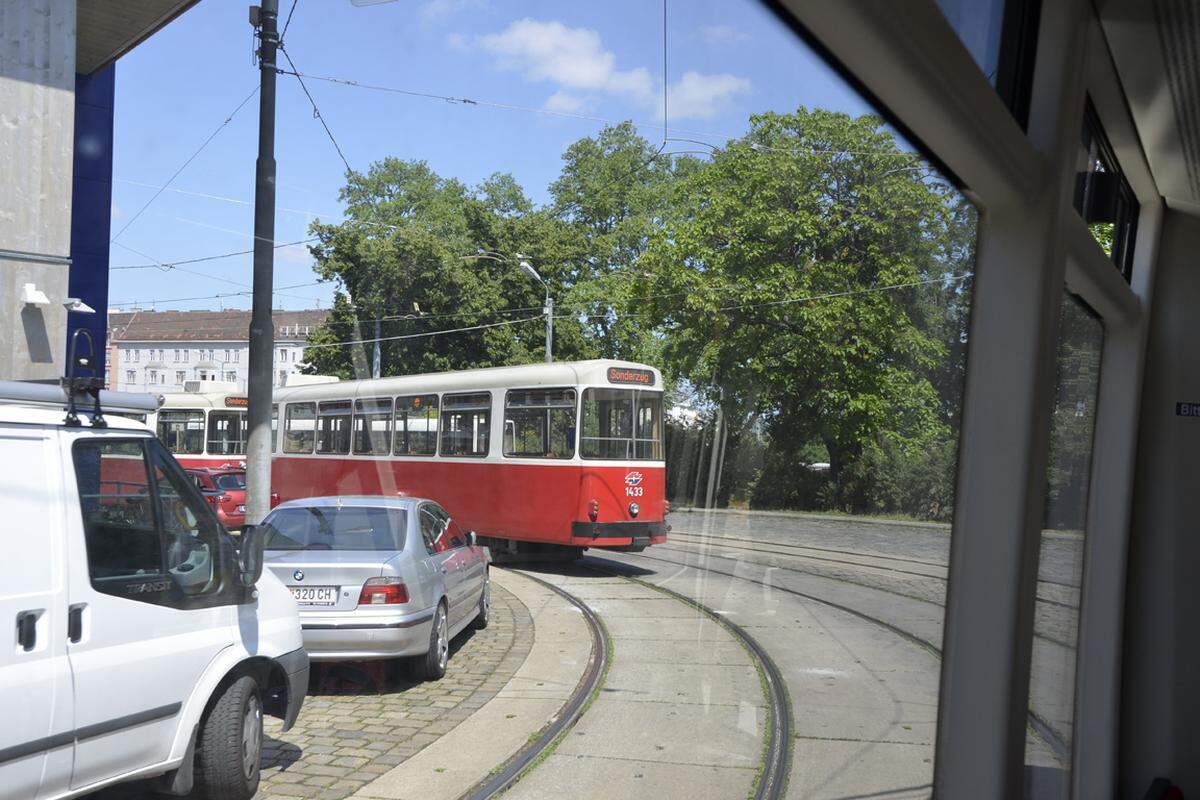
225,371,237,382
148,369,157,383
233,350,240,363
1075,98,1139,282
175,370,186,384
183,350,189,362
278,370,287,387
279,348,287,362
125,370,135,383
224,349,231,362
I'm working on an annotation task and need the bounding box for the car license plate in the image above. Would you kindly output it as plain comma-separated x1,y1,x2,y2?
289,586,337,605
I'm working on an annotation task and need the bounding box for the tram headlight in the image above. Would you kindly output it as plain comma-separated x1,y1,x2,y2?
628,502,640,518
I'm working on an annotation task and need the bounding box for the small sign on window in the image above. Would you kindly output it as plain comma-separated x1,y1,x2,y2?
1176,402,1200,417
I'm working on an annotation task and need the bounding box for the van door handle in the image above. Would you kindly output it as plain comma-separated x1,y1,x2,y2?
16,611,37,652
68,604,86,643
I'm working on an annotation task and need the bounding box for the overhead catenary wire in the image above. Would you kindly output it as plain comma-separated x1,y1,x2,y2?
112,237,319,270
302,314,544,349
279,45,353,175
111,85,260,243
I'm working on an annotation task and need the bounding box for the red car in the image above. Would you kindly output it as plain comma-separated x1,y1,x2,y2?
184,467,278,530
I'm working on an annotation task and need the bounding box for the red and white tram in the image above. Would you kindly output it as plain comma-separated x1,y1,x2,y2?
151,389,248,469
270,360,668,554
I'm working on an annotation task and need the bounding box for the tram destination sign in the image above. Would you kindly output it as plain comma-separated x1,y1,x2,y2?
225,396,249,408
1176,401,1200,418
607,367,656,386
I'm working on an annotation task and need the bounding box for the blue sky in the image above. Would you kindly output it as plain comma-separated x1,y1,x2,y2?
108,0,879,312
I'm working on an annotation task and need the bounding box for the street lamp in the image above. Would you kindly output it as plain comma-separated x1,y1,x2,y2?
459,251,553,363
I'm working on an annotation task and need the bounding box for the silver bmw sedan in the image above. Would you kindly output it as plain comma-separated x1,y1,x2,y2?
258,496,491,680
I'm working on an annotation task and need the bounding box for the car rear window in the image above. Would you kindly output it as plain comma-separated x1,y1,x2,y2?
261,507,406,551
213,473,246,491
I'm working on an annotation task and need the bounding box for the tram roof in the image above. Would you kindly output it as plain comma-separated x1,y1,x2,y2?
272,359,662,404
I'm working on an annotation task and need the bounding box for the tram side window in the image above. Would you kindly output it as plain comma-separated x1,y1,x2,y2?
440,392,490,457
504,389,576,458
395,394,439,456
581,388,664,460
207,411,246,456
271,404,278,453
283,403,316,454
353,397,393,454
317,400,352,455
157,410,205,455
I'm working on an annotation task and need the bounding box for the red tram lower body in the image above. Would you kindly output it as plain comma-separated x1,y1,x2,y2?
271,457,667,550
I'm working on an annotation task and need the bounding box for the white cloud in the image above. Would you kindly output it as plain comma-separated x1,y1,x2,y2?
544,90,584,113
698,24,750,45
666,71,750,120
480,18,654,104
419,0,482,23
475,18,751,122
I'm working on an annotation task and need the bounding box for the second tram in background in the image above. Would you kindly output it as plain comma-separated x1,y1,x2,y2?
270,360,668,556
151,384,249,469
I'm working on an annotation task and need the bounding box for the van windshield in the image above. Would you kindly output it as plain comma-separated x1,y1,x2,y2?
262,506,406,552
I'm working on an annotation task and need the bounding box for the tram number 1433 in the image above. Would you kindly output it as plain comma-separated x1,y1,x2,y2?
625,471,645,497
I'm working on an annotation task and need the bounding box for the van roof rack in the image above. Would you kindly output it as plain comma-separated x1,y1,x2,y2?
0,380,163,416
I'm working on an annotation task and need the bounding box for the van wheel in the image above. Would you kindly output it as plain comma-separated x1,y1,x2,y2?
194,675,263,800
473,575,491,630
418,603,449,681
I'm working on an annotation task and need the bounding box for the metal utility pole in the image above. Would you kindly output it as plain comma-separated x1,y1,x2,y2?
543,294,553,364
245,0,278,526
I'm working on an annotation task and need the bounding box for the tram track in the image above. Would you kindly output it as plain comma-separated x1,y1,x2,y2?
468,563,792,800
461,568,609,800
663,531,1080,611
601,548,1072,764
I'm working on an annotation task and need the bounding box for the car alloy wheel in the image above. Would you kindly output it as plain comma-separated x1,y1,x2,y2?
436,610,449,672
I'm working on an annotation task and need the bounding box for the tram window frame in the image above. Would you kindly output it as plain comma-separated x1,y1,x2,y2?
353,397,394,455
439,392,491,458
580,388,664,461
157,409,205,455
1075,97,1139,282
270,404,278,453
283,402,316,454
206,410,246,457
503,388,577,459
394,394,439,456
316,399,353,455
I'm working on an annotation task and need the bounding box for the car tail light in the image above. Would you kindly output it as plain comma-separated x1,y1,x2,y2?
588,499,599,522
359,577,409,605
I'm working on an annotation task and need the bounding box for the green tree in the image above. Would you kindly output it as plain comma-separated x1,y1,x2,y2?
304,159,593,378
637,107,975,512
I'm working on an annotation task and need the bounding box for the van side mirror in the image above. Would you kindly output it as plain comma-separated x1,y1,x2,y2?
237,524,266,587
469,530,477,547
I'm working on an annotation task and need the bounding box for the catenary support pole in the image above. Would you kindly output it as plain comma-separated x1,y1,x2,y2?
245,0,278,526
545,294,553,363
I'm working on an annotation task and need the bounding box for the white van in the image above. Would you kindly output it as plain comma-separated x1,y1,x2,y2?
0,380,307,800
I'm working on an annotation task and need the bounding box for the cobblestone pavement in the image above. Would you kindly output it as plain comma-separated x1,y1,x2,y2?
257,584,532,800
84,584,533,800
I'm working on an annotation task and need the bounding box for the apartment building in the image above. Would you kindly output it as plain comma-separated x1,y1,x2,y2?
107,309,327,393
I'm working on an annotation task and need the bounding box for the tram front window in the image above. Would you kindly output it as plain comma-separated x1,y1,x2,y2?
581,389,663,460
157,410,204,455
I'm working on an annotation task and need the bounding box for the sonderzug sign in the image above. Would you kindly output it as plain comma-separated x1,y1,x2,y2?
607,367,655,386
224,396,249,408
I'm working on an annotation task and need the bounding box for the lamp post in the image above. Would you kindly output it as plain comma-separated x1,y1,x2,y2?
459,251,553,363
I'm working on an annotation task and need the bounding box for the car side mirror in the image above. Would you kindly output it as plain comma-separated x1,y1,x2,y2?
237,524,266,587
469,530,477,547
